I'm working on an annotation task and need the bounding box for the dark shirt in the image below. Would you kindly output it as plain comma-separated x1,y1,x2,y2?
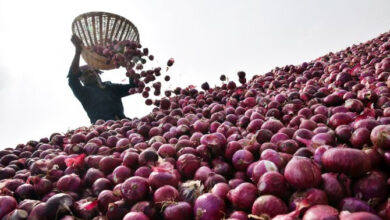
68,71,137,124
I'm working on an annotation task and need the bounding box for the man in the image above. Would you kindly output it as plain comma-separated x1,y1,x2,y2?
69,34,137,124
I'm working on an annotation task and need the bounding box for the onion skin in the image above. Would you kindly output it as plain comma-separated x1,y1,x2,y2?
121,177,150,203
302,205,339,220
227,182,257,211
339,197,375,213
123,212,150,220
321,148,371,177
284,156,321,190
320,173,350,204
370,125,390,149
194,193,226,220
164,202,193,220
251,195,288,218
339,211,381,220
289,188,328,211
0,196,18,218
353,171,388,207
257,171,288,198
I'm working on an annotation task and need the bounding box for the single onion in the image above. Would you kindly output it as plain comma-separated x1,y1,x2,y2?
284,156,321,189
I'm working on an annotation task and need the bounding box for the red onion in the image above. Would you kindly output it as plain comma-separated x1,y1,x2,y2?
123,212,150,220
320,172,350,204
0,196,17,218
130,201,157,219
251,195,288,218
353,171,388,206
284,156,321,189
45,193,74,219
339,211,381,220
260,149,286,169
328,113,354,128
289,188,328,211
148,164,179,188
97,190,120,214
232,149,254,171
211,182,230,200
153,185,179,207
163,202,193,220
370,124,390,149
261,119,284,134
349,128,371,148
194,193,226,220
227,182,257,211
339,197,375,213
251,160,278,183
321,147,371,177
56,174,81,192
257,171,287,198
176,153,201,179
302,205,338,220
112,165,132,184
121,176,149,203
106,200,130,220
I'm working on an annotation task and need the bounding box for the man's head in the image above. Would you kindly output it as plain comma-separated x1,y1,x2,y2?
79,65,103,86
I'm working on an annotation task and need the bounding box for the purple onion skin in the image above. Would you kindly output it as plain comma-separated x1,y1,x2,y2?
339,211,381,220
121,176,150,203
0,196,18,219
284,156,321,190
28,202,47,220
350,127,371,149
153,185,179,207
353,171,388,207
257,171,288,198
194,193,226,220
251,195,288,218
123,212,150,220
302,205,339,220
164,202,193,220
211,182,230,200
370,125,390,149
229,210,249,220
339,197,375,213
227,182,257,211
321,173,350,204
4,209,29,220
106,200,130,220
321,148,371,177
130,201,157,219
97,190,120,214
289,188,328,211
232,150,254,171
45,193,74,220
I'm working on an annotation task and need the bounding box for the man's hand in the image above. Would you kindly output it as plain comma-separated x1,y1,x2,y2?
71,34,83,53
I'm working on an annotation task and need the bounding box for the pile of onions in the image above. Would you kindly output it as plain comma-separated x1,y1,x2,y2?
2,25,390,220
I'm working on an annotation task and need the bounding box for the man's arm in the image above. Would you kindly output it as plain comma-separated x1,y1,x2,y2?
108,78,138,98
68,35,86,101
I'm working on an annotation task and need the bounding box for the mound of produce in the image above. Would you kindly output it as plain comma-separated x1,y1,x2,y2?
2,30,390,219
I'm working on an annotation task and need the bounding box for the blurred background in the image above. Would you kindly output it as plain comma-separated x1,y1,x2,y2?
1,0,390,148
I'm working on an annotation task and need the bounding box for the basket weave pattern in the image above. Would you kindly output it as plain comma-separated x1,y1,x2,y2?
72,11,140,70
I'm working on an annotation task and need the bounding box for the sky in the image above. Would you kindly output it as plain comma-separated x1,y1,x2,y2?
1,0,390,148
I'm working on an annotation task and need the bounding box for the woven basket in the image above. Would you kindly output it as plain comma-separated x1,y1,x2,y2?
71,11,140,70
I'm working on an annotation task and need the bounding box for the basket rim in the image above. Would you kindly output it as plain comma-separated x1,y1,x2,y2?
71,11,140,44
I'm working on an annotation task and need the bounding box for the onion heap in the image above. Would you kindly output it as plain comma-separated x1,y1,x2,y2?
3,30,390,220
